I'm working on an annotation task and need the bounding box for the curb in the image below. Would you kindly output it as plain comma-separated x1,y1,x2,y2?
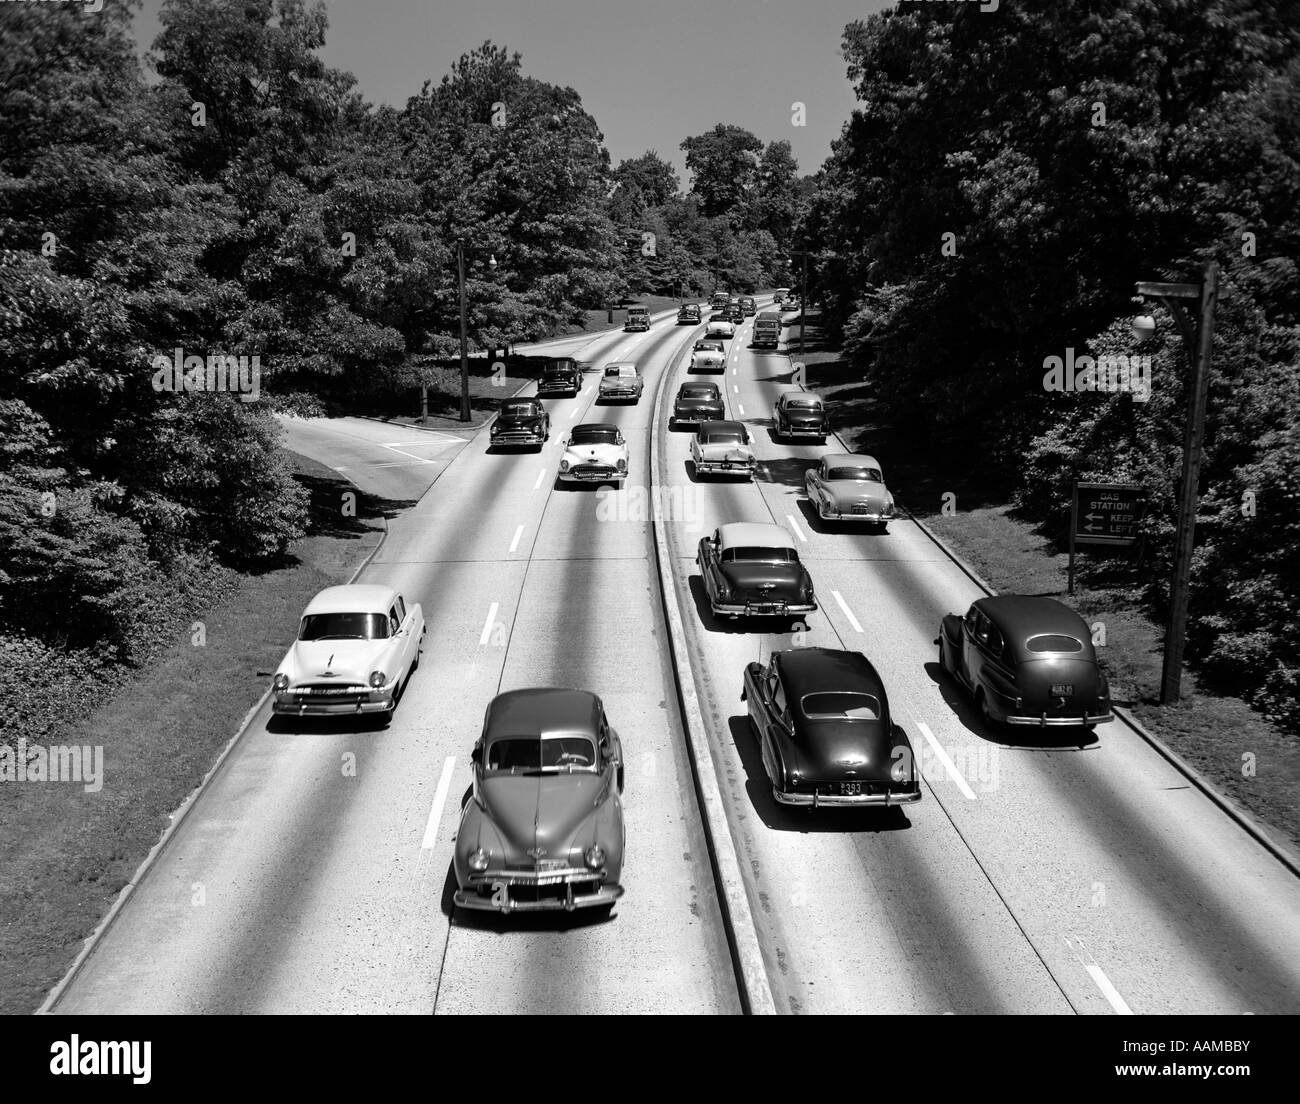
37,504,391,1014
648,334,779,1016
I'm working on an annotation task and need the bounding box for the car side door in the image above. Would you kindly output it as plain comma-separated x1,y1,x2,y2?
697,529,721,600
757,667,790,785
960,607,984,689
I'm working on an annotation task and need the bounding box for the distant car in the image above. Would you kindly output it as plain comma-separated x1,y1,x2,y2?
272,584,424,721
677,303,702,325
537,358,583,398
598,362,643,403
671,381,725,428
772,391,830,442
697,522,816,622
624,305,650,332
937,596,1114,729
727,302,745,324
804,453,896,528
490,397,550,450
773,287,791,304
690,419,756,479
785,294,801,310
705,319,735,341
558,422,628,485
453,688,625,914
690,339,726,372
711,292,730,311
752,310,781,349
739,296,756,317
742,648,922,807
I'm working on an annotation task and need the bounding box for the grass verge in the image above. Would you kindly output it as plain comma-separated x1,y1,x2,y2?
0,452,395,1014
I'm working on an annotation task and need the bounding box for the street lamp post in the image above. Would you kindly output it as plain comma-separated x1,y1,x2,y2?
1135,261,1219,704
456,241,496,423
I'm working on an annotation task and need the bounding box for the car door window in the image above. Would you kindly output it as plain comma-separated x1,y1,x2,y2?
770,677,787,720
985,623,1005,658
388,607,400,634
396,595,407,620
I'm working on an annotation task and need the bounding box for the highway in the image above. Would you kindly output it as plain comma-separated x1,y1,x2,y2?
46,304,1300,1015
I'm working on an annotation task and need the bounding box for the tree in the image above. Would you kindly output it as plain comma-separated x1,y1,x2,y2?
613,151,680,208
681,124,763,217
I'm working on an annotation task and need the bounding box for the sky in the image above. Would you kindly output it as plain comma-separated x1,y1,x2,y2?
129,0,894,183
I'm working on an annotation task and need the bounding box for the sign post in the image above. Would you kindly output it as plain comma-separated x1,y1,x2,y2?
1069,481,1147,595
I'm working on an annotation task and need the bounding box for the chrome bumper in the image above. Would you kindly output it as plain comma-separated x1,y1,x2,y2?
273,691,392,715
780,427,827,438
712,600,816,617
600,389,639,399
559,469,625,483
775,786,922,807
455,870,623,913
820,505,894,523
493,432,545,445
695,461,756,475
1003,710,1113,727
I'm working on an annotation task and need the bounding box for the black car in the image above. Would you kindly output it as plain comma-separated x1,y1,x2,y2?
937,596,1114,728
742,648,922,807
696,522,815,623
490,397,550,450
772,391,830,442
727,302,745,324
671,382,725,428
677,303,702,325
537,357,583,398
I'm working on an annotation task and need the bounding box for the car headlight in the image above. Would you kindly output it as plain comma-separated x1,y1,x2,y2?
584,845,606,870
617,459,627,472
559,459,570,472
468,848,490,872
368,670,385,688
273,673,289,692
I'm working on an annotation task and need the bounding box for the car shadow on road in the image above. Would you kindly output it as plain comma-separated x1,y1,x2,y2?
725,717,912,833
792,496,892,537
922,662,1099,751
439,863,619,931
265,712,391,735
762,457,819,492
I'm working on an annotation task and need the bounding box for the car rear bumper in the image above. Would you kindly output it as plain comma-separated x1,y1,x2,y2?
774,786,922,807
599,388,640,399
1002,710,1114,727
780,426,828,438
455,870,623,913
818,504,894,522
695,460,756,476
712,600,816,618
673,410,724,424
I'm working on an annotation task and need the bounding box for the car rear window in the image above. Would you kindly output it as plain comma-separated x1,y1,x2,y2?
827,466,882,482
501,402,538,417
801,692,881,720
701,429,744,444
1026,634,1083,653
681,387,717,399
722,546,798,564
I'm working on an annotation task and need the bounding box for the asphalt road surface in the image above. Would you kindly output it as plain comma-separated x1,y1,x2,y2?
48,304,1300,1014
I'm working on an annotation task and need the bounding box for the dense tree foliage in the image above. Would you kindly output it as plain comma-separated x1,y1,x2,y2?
803,0,1300,723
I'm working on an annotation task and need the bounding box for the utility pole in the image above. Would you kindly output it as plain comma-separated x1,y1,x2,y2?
799,249,808,357
457,240,471,422
1136,262,1218,703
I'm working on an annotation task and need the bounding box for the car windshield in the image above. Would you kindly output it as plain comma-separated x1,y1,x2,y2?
604,366,631,377
486,734,597,772
544,363,575,376
801,692,881,720
571,426,619,445
702,429,744,444
299,612,389,641
722,546,798,564
828,466,882,482
1026,634,1083,653
501,402,538,418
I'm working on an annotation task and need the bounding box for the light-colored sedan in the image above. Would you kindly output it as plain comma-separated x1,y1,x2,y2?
598,362,643,403
272,584,424,720
690,419,757,480
558,422,628,485
804,453,896,528
705,319,735,341
690,339,726,373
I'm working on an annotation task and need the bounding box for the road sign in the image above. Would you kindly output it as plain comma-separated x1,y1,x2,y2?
1072,482,1147,546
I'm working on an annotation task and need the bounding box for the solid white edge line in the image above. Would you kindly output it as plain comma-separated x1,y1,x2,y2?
422,757,457,849
830,589,864,633
478,601,499,647
509,525,524,553
915,721,978,801
786,514,807,542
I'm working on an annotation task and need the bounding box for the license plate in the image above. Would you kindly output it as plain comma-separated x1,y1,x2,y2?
1051,684,1074,696
304,687,356,695
537,860,566,871
837,781,862,796
749,604,781,614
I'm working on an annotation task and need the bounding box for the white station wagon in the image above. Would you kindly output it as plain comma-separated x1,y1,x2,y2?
272,584,424,720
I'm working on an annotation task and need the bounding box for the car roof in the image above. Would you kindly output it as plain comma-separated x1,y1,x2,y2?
774,649,888,720
974,596,1091,644
718,521,794,550
780,391,823,403
604,361,637,371
757,310,780,320
303,584,398,616
699,419,745,434
484,688,601,740
822,453,881,470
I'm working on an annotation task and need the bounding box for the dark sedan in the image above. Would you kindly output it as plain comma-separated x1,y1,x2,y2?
537,358,583,398
772,391,830,442
489,397,550,450
697,522,816,624
671,382,724,428
937,596,1113,728
742,648,922,807
454,688,625,914
677,303,702,325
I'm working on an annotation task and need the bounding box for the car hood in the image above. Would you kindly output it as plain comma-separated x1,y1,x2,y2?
564,443,626,464
497,414,543,429
479,773,605,857
823,481,891,508
285,639,382,682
